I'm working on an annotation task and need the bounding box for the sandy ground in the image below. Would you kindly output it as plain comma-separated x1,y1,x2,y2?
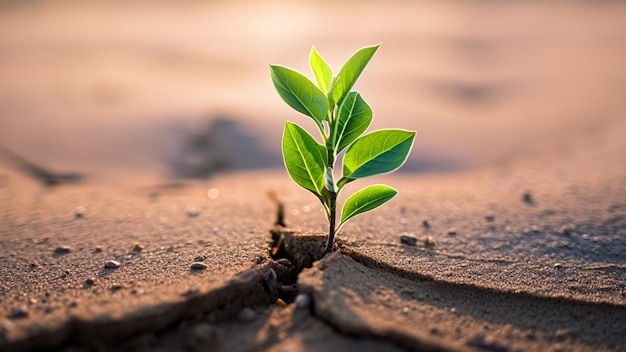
1,0,626,351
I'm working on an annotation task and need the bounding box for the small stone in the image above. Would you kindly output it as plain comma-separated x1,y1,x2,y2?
467,333,509,352
74,206,85,219
238,307,257,322
295,293,311,309
430,326,440,335
522,192,534,205
559,225,574,237
401,307,409,314
104,260,120,269
400,234,418,246
187,209,199,218
29,262,39,269
110,284,123,292
85,278,95,286
276,298,287,307
94,246,103,253
131,243,144,253
276,258,292,266
264,268,277,284
67,301,78,308
194,255,205,262
422,235,435,246
554,263,562,269
54,245,72,255
422,220,430,229
446,228,457,236
190,262,208,270
484,215,495,222
8,306,28,320
60,270,70,278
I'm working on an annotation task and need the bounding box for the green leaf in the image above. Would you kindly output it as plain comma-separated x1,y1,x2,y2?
270,65,329,130
331,44,379,106
342,129,415,181
340,184,397,224
282,121,327,198
332,91,372,154
309,46,333,94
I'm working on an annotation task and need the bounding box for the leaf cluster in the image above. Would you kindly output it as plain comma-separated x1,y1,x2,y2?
270,45,415,235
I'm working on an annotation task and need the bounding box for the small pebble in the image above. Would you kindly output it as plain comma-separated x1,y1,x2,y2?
238,307,257,322
131,243,144,253
187,209,199,218
554,263,562,269
110,284,123,292
484,215,495,222
422,220,430,229
276,258,292,266
401,307,409,314
85,278,95,286
94,246,103,253
467,333,509,352
275,298,287,307
60,270,70,278
295,293,311,309
522,192,534,205
74,206,85,219
54,245,72,255
190,262,208,270
446,228,457,236
8,306,28,320
264,268,277,284
422,235,435,246
104,260,120,269
559,225,574,237
194,255,206,262
400,234,418,246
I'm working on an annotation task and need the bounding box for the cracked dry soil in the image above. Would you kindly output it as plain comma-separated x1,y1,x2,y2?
4,228,625,352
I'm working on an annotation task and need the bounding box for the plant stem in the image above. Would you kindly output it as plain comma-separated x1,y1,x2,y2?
325,190,337,253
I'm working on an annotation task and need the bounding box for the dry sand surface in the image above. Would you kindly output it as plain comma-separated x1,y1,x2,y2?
1,0,626,351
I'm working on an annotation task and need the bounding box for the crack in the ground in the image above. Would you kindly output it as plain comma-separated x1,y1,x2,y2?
5,217,623,351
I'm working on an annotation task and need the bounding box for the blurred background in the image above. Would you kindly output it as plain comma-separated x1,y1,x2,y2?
1,0,625,181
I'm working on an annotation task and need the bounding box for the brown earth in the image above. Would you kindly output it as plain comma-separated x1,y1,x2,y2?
1,0,626,351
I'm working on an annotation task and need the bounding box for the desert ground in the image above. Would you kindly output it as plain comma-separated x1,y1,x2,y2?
1,1,626,351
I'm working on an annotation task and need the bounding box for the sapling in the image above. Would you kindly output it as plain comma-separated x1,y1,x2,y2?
269,44,415,253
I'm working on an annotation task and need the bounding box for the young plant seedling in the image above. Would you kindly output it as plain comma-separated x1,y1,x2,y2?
270,44,415,253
